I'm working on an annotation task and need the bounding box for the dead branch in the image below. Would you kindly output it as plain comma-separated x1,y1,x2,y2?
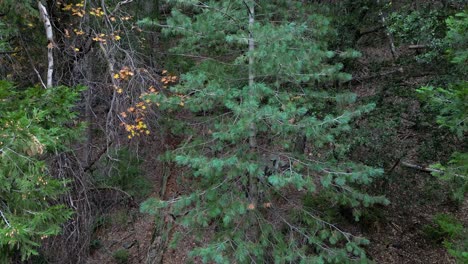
401,161,466,179
408,44,428,49
401,161,439,173
0,209,11,228
112,0,134,15
83,141,113,173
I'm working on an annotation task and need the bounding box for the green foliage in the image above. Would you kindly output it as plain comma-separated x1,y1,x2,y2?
0,0,38,24
89,239,102,252
0,81,84,261
414,10,467,204
423,213,467,263
142,1,387,263
0,20,15,53
112,249,130,264
424,213,463,241
388,8,466,64
92,215,112,232
93,148,151,199
327,0,377,48
429,152,468,203
445,12,468,69
388,9,443,44
445,239,468,264
387,8,444,63
417,82,467,138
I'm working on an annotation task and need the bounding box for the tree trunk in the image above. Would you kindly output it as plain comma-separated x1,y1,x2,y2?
247,0,258,208
377,0,397,60
38,1,54,88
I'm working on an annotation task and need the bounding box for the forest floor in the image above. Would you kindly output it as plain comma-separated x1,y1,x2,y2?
85,31,465,264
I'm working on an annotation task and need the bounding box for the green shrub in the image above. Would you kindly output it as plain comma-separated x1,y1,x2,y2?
92,215,112,232
93,148,151,199
424,213,463,241
424,213,467,263
89,239,102,252
112,249,130,264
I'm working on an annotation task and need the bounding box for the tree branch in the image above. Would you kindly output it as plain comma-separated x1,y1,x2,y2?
0,209,11,228
401,161,465,178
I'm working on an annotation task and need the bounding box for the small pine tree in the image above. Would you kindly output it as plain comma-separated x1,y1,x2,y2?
142,1,388,262
0,81,83,261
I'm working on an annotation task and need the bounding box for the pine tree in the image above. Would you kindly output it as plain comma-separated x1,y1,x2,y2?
416,11,467,203
0,81,83,261
142,1,388,262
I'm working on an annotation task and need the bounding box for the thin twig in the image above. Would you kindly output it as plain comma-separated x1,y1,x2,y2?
0,209,11,228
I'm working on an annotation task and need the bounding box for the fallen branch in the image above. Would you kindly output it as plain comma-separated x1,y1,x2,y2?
401,161,440,173
401,161,466,179
409,44,428,49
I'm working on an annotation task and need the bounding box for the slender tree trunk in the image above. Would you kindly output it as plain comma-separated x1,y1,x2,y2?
247,0,258,207
376,0,397,60
248,2,256,149
38,1,54,88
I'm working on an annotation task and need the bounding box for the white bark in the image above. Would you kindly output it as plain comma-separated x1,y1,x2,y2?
0,209,11,228
38,1,54,88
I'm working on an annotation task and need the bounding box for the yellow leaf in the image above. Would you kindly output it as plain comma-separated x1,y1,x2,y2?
114,73,120,79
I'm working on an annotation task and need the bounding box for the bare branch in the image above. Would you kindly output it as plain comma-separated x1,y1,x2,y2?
401,161,466,179
0,209,11,228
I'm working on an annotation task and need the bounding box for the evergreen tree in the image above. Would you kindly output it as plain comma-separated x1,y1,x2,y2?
141,1,388,262
0,81,83,261
416,11,467,203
